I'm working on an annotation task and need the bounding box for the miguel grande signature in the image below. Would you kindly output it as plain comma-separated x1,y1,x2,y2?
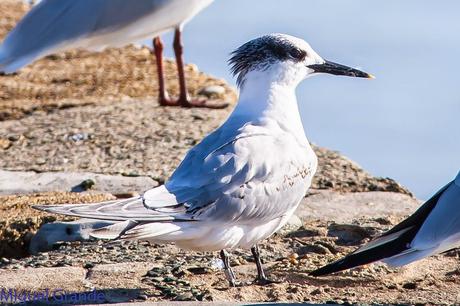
0,288,105,303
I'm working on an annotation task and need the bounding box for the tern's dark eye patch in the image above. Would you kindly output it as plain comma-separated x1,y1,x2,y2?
268,44,306,62
288,48,307,62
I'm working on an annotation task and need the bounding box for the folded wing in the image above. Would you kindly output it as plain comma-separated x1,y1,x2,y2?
35,126,314,244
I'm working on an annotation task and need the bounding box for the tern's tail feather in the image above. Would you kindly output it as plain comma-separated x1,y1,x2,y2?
89,220,139,240
33,190,205,244
33,196,184,222
91,221,203,243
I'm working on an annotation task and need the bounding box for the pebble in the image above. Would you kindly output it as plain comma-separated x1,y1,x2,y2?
35,158,46,165
79,179,96,191
1,258,10,264
402,282,418,290
0,138,11,150
288,253,299,265
147,268,164,278
7,134,21,142
310,288,322,295
327,223,377,244
68,133,90,142
175,292,195,301
198,85,226,98
138,294,148,301
163,276,176,283
187,267,210,275
387,284,398,290
149,277,163,283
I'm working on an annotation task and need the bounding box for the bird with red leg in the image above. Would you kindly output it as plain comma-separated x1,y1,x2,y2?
0,0,227,109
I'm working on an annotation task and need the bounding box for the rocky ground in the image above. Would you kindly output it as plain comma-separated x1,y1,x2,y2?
1,1,459,305
3,190,460,305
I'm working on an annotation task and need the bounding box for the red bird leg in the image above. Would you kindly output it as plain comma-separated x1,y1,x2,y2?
153,36,176,106
173,28,229,109
173,28,190,106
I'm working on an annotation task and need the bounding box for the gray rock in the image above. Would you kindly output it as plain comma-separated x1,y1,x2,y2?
0,170,158,195
327,223,379,244
0,266,87,291
296,190,420,223
198,85,226,98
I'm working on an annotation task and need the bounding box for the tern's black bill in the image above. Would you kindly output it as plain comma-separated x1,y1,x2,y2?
308,60,374,79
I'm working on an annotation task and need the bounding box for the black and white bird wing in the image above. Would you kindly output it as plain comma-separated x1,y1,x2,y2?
394,172,460,264
0,0,175,73
310,173,459,277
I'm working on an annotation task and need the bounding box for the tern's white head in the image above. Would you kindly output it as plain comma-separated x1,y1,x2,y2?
229,33,374,89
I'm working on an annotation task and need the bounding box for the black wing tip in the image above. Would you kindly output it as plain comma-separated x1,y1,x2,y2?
309,269,327,277
309,270,327,277
309,260,347,277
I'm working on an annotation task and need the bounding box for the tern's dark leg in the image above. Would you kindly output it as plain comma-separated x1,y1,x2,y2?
153,37,176,106
172,28,229,109
220,249,237,287
251,245,279,285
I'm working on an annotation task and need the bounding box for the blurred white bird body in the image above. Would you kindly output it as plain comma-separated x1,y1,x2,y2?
0,0,213,73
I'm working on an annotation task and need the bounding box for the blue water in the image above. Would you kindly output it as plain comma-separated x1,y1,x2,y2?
154,0,460,199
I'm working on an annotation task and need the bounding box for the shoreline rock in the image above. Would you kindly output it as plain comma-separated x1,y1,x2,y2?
0,170,158,196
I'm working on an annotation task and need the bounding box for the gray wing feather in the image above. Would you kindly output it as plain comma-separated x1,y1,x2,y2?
145,124,315,224
34,196,184,222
